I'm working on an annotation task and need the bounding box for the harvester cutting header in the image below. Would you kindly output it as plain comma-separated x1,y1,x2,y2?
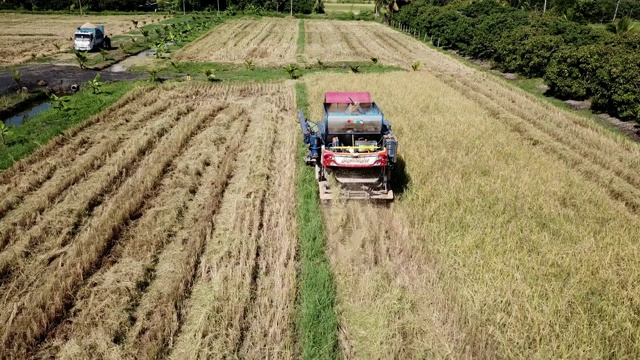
299,92,398,200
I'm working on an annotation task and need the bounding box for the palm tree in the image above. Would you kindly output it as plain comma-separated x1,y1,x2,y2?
613,0,621,22
375,0,398,19
607,17,636,34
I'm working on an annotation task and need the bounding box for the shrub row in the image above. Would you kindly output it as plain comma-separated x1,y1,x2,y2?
396,0,640,120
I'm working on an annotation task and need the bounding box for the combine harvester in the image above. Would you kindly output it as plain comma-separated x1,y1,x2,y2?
299,92,398,200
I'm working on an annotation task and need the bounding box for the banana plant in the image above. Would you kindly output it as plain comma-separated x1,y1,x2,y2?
49,93,71,111
12,69,21,87
203,69,218,82
167,31,177,43
154,41,167,59
140,29,150,42
286,64,301,79
0,122,13,145
87,73,102,94
74,50,88,69
147,69,160,83
99,48,111,62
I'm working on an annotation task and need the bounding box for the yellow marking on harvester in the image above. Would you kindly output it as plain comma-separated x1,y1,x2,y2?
330,146,380,151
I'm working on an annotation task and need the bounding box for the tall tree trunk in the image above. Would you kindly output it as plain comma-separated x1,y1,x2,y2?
613,0,621,22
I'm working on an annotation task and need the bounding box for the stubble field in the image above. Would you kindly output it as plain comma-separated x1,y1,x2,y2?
304,20,435,69
0,14,159,67
174,18,299,65
0,82,298,359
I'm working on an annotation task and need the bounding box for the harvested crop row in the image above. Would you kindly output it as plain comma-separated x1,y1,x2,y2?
167,88,296,360
118,105,251,360
306,71,640,359
0,86,162,220
0,93,173,247
0,85,151,186
36,103,247,360
174,18,298,65
238,87,297,358
0,104,189,298
0,82,297,359
304,20,431,69
0,93,219,357
0,14,159,66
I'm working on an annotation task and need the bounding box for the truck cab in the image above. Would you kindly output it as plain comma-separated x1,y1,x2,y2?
74,23,108,51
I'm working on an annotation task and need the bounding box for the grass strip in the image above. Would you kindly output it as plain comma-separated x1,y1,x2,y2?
295,82,339,360
131,60,402,83
0,81,134,171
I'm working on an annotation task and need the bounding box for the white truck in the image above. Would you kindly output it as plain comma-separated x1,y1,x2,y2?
74,22,111,51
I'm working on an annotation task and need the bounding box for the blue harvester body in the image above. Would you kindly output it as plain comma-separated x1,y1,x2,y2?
299,92,397,200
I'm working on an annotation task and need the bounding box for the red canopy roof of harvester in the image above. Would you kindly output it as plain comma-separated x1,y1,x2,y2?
325,92,371,104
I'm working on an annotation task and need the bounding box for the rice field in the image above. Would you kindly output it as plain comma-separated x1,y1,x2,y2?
0,82,298,359
0,13,160,67
305,58,640,358
3,15,640,360
304,20,433,69
174,18,299,65
323,3,375,13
